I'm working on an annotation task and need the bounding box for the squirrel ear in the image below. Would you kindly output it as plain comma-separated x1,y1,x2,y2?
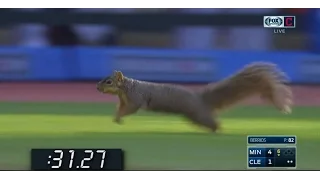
114,70,124,82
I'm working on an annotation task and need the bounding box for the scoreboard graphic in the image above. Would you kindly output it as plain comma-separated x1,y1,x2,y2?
247,135,297,169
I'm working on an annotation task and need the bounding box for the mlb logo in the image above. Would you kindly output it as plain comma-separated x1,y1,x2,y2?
264,16,296,28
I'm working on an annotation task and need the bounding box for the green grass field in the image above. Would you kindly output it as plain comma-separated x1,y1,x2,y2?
0,102,319,170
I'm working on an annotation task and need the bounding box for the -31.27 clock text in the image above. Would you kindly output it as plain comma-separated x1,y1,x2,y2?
31,148,124,171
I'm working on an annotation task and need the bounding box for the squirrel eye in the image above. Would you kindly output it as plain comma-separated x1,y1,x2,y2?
105,80,112,85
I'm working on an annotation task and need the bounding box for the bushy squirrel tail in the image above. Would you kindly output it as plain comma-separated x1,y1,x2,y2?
200,62,293,113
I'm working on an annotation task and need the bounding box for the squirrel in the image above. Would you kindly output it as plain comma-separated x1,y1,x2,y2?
96,62,292,132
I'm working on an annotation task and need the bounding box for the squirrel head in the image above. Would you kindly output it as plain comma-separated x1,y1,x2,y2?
97,70,125,95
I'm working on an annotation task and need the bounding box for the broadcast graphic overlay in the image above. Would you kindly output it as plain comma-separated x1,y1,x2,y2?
247,135,297,169
31,149,125,171
263,16,296,34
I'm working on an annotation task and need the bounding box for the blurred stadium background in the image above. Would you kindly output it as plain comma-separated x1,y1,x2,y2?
0,8,319,170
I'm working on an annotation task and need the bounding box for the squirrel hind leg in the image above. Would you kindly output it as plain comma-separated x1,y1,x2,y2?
188,112,220,133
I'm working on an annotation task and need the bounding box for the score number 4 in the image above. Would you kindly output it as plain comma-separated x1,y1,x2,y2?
52,149,106,169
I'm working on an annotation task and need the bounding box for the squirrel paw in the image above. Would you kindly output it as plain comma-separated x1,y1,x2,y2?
217,121,222,132
113,118,123,125
211,121,222,133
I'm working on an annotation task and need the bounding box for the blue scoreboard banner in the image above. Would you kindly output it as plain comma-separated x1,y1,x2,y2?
0,46,320,84
107,48,217,82
77,47,320,83
0,47,68,80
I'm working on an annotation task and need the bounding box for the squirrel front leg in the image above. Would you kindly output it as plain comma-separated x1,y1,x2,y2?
114,96,139,124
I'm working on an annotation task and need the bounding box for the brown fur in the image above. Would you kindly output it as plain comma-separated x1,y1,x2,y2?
201,62,292,113
97,62,292,132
